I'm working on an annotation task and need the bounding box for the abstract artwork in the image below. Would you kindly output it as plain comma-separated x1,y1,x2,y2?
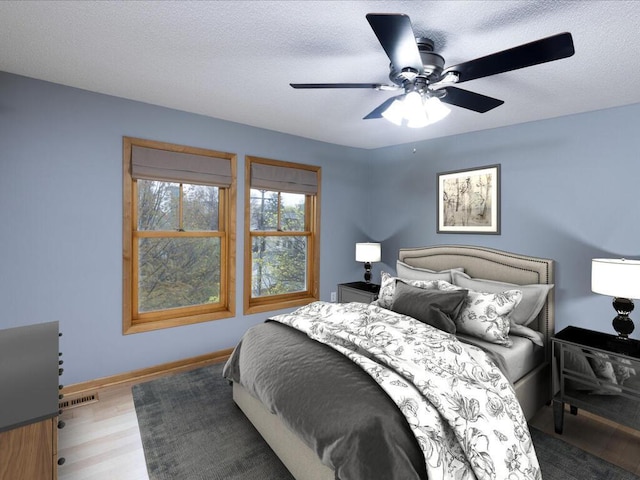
437,164,500,234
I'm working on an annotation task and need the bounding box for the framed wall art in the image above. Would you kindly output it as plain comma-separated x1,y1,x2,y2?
437,164,500,234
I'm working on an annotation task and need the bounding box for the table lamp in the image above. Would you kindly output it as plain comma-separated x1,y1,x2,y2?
355,243,381,283
592,258,640,338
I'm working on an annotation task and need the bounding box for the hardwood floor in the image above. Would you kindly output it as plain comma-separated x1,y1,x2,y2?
530,403,640,476
58,384,149,480
57,380,640,479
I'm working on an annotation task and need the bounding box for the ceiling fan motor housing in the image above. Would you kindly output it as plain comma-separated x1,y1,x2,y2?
417,38,445,79
389,37,444,86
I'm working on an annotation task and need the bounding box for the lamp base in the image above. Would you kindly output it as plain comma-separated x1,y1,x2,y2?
363,262,372,283
612,297,635,338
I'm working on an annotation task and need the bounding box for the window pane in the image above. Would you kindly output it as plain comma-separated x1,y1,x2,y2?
251,236,307,297
138,237,221,312
137,180,179,231
249,189,278,231
280,192,306,231
183,184,219,231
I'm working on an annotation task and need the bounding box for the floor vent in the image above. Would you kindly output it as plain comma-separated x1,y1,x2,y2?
59,393,99,410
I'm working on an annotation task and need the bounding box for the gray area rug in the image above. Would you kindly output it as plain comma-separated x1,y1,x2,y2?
133,363,638,480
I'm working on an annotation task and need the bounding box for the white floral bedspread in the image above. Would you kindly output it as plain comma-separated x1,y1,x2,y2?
270,301,541,480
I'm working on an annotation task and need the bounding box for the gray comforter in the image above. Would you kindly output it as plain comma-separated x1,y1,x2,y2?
223,320,427,480
224,301,539,480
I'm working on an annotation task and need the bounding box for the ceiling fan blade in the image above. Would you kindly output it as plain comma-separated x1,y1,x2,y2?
363,95,404,119
366,13,424,73
443,32,575,83
290,83,395,89
440,87,504,113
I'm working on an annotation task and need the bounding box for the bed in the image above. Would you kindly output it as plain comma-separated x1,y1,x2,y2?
223,245,555,480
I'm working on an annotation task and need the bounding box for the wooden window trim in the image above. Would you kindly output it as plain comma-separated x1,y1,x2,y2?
244,156,320,315
123,137,236,334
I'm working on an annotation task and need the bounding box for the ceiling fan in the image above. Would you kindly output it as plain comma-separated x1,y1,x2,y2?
291,13,575,126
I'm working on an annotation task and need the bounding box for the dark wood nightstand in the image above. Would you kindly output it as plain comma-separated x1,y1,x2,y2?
338,281,380,304
552,326,640,434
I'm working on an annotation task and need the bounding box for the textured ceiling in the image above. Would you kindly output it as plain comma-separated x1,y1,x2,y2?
1,1,639,149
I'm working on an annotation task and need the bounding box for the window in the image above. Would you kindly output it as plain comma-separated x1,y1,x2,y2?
244,156,320,314
123,137,236,334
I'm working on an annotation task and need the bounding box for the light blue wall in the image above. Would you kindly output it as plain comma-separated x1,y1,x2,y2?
2,70,639,386
369,103,640,339
0,72,372,384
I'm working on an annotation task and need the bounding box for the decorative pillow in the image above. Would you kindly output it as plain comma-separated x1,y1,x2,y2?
377,271,439,309
396,261,463,282
450,271,553,326
588,352,617,383
613,358,637,385
563,348,600,391
438,281,522,346
457,289,521,346
587,352,623,394
588,351,636,386
613,361,636,385
390,281,467,333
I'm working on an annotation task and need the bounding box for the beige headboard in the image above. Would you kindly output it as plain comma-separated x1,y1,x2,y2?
398,245,555,360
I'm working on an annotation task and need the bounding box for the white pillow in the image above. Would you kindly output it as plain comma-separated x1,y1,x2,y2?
396,261,463,282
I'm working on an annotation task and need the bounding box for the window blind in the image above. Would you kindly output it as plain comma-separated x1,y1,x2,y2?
131,145,232,187
250,163,318,194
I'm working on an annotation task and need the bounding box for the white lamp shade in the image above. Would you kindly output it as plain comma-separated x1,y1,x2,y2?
592,258,640,299
423,96,451,124
381,98,405,126
381,94,450,128
403,92,428,128
355,243,381,263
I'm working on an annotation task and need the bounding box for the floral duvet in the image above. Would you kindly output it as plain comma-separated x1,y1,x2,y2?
270,301,541,480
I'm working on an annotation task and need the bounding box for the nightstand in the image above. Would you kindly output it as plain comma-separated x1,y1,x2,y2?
338,281,380,304
552,326,640,434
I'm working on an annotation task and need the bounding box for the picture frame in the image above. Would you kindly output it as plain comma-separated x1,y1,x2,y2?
437,164,501,234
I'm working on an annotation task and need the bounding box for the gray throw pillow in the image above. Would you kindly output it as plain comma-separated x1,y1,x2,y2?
390,281,467,334
377,271,441,309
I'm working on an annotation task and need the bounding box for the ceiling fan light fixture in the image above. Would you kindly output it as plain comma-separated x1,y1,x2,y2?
423,96,451,124
380,97,405,126
382,92,450,128
405,91,429,128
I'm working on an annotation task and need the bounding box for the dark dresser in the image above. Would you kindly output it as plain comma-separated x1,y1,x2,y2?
0,321,63,479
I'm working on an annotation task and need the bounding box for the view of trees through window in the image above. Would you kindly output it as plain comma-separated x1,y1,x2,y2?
136,180,221,312
249,189,308,297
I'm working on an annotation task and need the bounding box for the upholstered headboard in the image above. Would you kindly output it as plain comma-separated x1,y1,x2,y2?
398,245,555,361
